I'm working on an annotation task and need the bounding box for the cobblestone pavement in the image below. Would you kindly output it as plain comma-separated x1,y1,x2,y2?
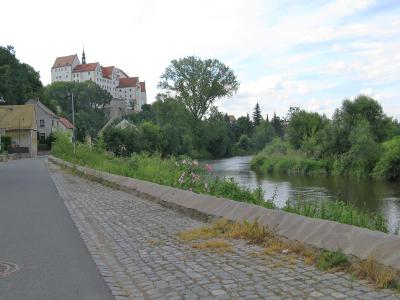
49,163,400,300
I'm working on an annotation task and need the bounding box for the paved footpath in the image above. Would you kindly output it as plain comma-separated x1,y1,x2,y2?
0,158,113,300
49,162,400,300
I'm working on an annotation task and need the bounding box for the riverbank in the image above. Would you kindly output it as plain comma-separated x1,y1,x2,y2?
52,132,394,233
251,151,330,176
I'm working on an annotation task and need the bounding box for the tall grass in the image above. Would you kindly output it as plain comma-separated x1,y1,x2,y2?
283,198,389,233
51,132,275,209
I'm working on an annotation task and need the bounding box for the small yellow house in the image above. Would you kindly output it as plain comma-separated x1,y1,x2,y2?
0,105,37,157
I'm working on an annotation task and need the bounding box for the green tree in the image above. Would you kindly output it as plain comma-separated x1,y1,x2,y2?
253,103,262,126
332,95,393,152
43,81,112,140
286,108,327,149
270,113,285,138
203,115,232,158
252,120,275,150
158,56,239,121
139,121,165,153
374,136,400,180
237,134,252,151
236,114,254,137
334,120,380,176
0,45,42,104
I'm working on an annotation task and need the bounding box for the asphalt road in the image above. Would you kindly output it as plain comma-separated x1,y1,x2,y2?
0,158,113,300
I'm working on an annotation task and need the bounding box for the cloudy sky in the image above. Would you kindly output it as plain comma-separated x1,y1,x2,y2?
1,0,399,119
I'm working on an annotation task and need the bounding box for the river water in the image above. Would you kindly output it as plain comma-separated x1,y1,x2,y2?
202,156,400,232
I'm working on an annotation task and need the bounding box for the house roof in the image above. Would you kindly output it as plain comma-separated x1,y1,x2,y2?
102,66,115,78
59,117,74,129
118,77,139,88
140,81,146,93
115,68,129,78
0,105,37,130
72,63,99,73
26,99,57,118
52,54,78,69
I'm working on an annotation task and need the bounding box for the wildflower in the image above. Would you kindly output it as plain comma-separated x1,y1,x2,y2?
205,164,213,173
178,172,186,185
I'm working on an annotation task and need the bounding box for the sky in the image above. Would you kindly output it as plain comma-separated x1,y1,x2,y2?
1,0,399,119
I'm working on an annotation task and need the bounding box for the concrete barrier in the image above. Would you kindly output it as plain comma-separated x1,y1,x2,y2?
48,155,400,271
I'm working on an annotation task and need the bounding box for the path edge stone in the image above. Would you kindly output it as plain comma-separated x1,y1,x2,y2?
48,155,400,271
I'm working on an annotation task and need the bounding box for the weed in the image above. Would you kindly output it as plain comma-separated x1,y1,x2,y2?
316,249,349,271
191,240,233,253
351,257,397,288
284,198,388,233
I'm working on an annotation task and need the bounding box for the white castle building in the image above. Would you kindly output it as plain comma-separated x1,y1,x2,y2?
51,50,146,114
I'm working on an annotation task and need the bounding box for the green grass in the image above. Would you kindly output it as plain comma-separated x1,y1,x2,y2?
283,198,389,233
51,132,275,209
316,249,349,270
251,151,329,176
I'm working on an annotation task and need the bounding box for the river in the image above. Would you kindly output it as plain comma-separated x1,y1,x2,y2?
202,155,400,232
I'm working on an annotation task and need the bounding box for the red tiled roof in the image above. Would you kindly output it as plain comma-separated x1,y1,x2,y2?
52,54,78,69
118,77,139,88
59,117,74,129
72,63,99,73
102,66,115,78
140,81,146,93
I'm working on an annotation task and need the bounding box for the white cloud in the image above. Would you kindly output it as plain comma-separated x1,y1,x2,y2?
0,0,398,120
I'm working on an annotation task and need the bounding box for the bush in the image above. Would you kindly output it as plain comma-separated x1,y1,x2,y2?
263,137,288,155
373,136,400,180
251,150,329,176
237,134,252,151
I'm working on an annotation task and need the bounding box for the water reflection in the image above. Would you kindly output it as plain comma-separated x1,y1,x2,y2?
202,156,400,232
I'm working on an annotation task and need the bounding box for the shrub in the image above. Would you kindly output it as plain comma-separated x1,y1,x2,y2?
237,134,252,151
263,137,288,155
373,136,400,180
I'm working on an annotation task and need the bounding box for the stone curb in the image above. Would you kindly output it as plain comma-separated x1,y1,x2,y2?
48,155,400,271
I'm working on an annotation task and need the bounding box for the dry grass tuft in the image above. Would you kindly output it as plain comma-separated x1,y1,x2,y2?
178,218,400,291
191,239,233,253
147,239,166,246
179,218,274,244
351,257,397,288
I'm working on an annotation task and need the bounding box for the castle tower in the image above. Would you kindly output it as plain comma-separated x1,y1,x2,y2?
82,47,86,64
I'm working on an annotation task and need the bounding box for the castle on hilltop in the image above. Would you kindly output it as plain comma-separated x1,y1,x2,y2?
51,49,146,116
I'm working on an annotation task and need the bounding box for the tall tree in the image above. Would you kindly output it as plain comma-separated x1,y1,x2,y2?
271,113,285,138
158,56,239,121
253,102,262,126
42,81,112,140
0,45,42,104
